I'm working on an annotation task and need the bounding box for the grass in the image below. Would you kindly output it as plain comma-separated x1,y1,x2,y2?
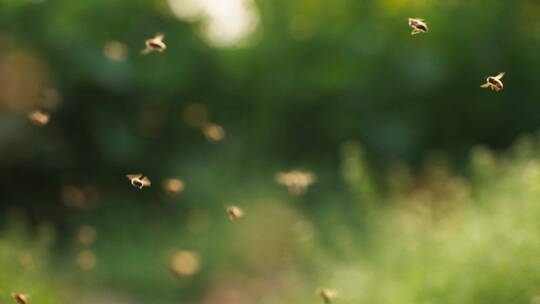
0,215,62,304
5,134,540,303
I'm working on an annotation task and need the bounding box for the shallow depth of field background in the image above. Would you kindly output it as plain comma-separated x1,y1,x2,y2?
2,0,540,303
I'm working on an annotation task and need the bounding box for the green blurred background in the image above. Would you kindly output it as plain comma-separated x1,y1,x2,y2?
3,0,540,303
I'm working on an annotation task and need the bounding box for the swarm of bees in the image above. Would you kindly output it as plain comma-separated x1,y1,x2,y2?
480,72,505,92
17,18,510,303
142,33,166,54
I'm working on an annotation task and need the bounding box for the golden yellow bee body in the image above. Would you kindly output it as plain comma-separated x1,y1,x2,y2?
126,174,151,189
226,206,244,221
316,288,336,304
142,33,166,54
11,293,28,304
481,72,505,92
408,18,428,35
27,110,50,126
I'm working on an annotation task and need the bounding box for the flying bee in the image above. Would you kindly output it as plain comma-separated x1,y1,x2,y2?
142,33,166,54
163,178,184,195
27,110,50,126
126,174,151,189
226,206,244,221
408,18,428,35
11,293,28,304
480,72,505,92
315,288,336,304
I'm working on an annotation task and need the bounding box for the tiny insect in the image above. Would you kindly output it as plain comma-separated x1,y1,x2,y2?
27,110,50,126
11,293,28,304
226,206,244,221
163,178,184,195
316,288,336,304
480,72,505,92
408,18,429,35
169,250,200,276
126,174,151,189
142,33,166,54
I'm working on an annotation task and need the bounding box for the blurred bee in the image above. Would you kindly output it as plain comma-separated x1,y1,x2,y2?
163,178,184,195
126,174,151,189
202,122,226,142
27,110,50,126
226,206,244,221
11,293,28,304
275,170,316,196
142,33,166,54
408,18,428,35
169,250,200,276
316,288,336,304
480,72,505,92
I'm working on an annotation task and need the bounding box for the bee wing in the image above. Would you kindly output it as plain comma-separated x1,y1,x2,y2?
126,174,143,180
141,47,152,55
495,72,505,80
480,83,491,88
141,176,152,186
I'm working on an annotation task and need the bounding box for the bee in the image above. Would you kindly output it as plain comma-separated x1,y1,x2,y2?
126,174,151,189
202,122,226,142
11,293,28,304
315,288,336,304
480,72,505,92
163,178,184,195
226,206,244,221
275,170,316,196
169,250,200,276
142,33,166,54
408,18,428,35
27,110,50,126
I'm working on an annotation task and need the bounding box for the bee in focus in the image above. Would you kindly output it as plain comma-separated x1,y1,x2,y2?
226,206,244,221
315,288,336,304
408,18,428,35
480,72,505,92
11,293,28,304
27,110,50,126
142,33,166,54
126,174,151,189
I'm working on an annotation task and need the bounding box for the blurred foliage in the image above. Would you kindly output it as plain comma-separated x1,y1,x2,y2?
3,0,540,303
0,216,61,304
6,133,540,303
1,0,540,219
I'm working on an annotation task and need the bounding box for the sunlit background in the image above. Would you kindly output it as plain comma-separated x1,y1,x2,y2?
3,0,540,303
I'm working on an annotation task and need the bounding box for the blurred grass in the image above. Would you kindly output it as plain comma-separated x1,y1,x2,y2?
7,134,540,303
0,216,62,304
